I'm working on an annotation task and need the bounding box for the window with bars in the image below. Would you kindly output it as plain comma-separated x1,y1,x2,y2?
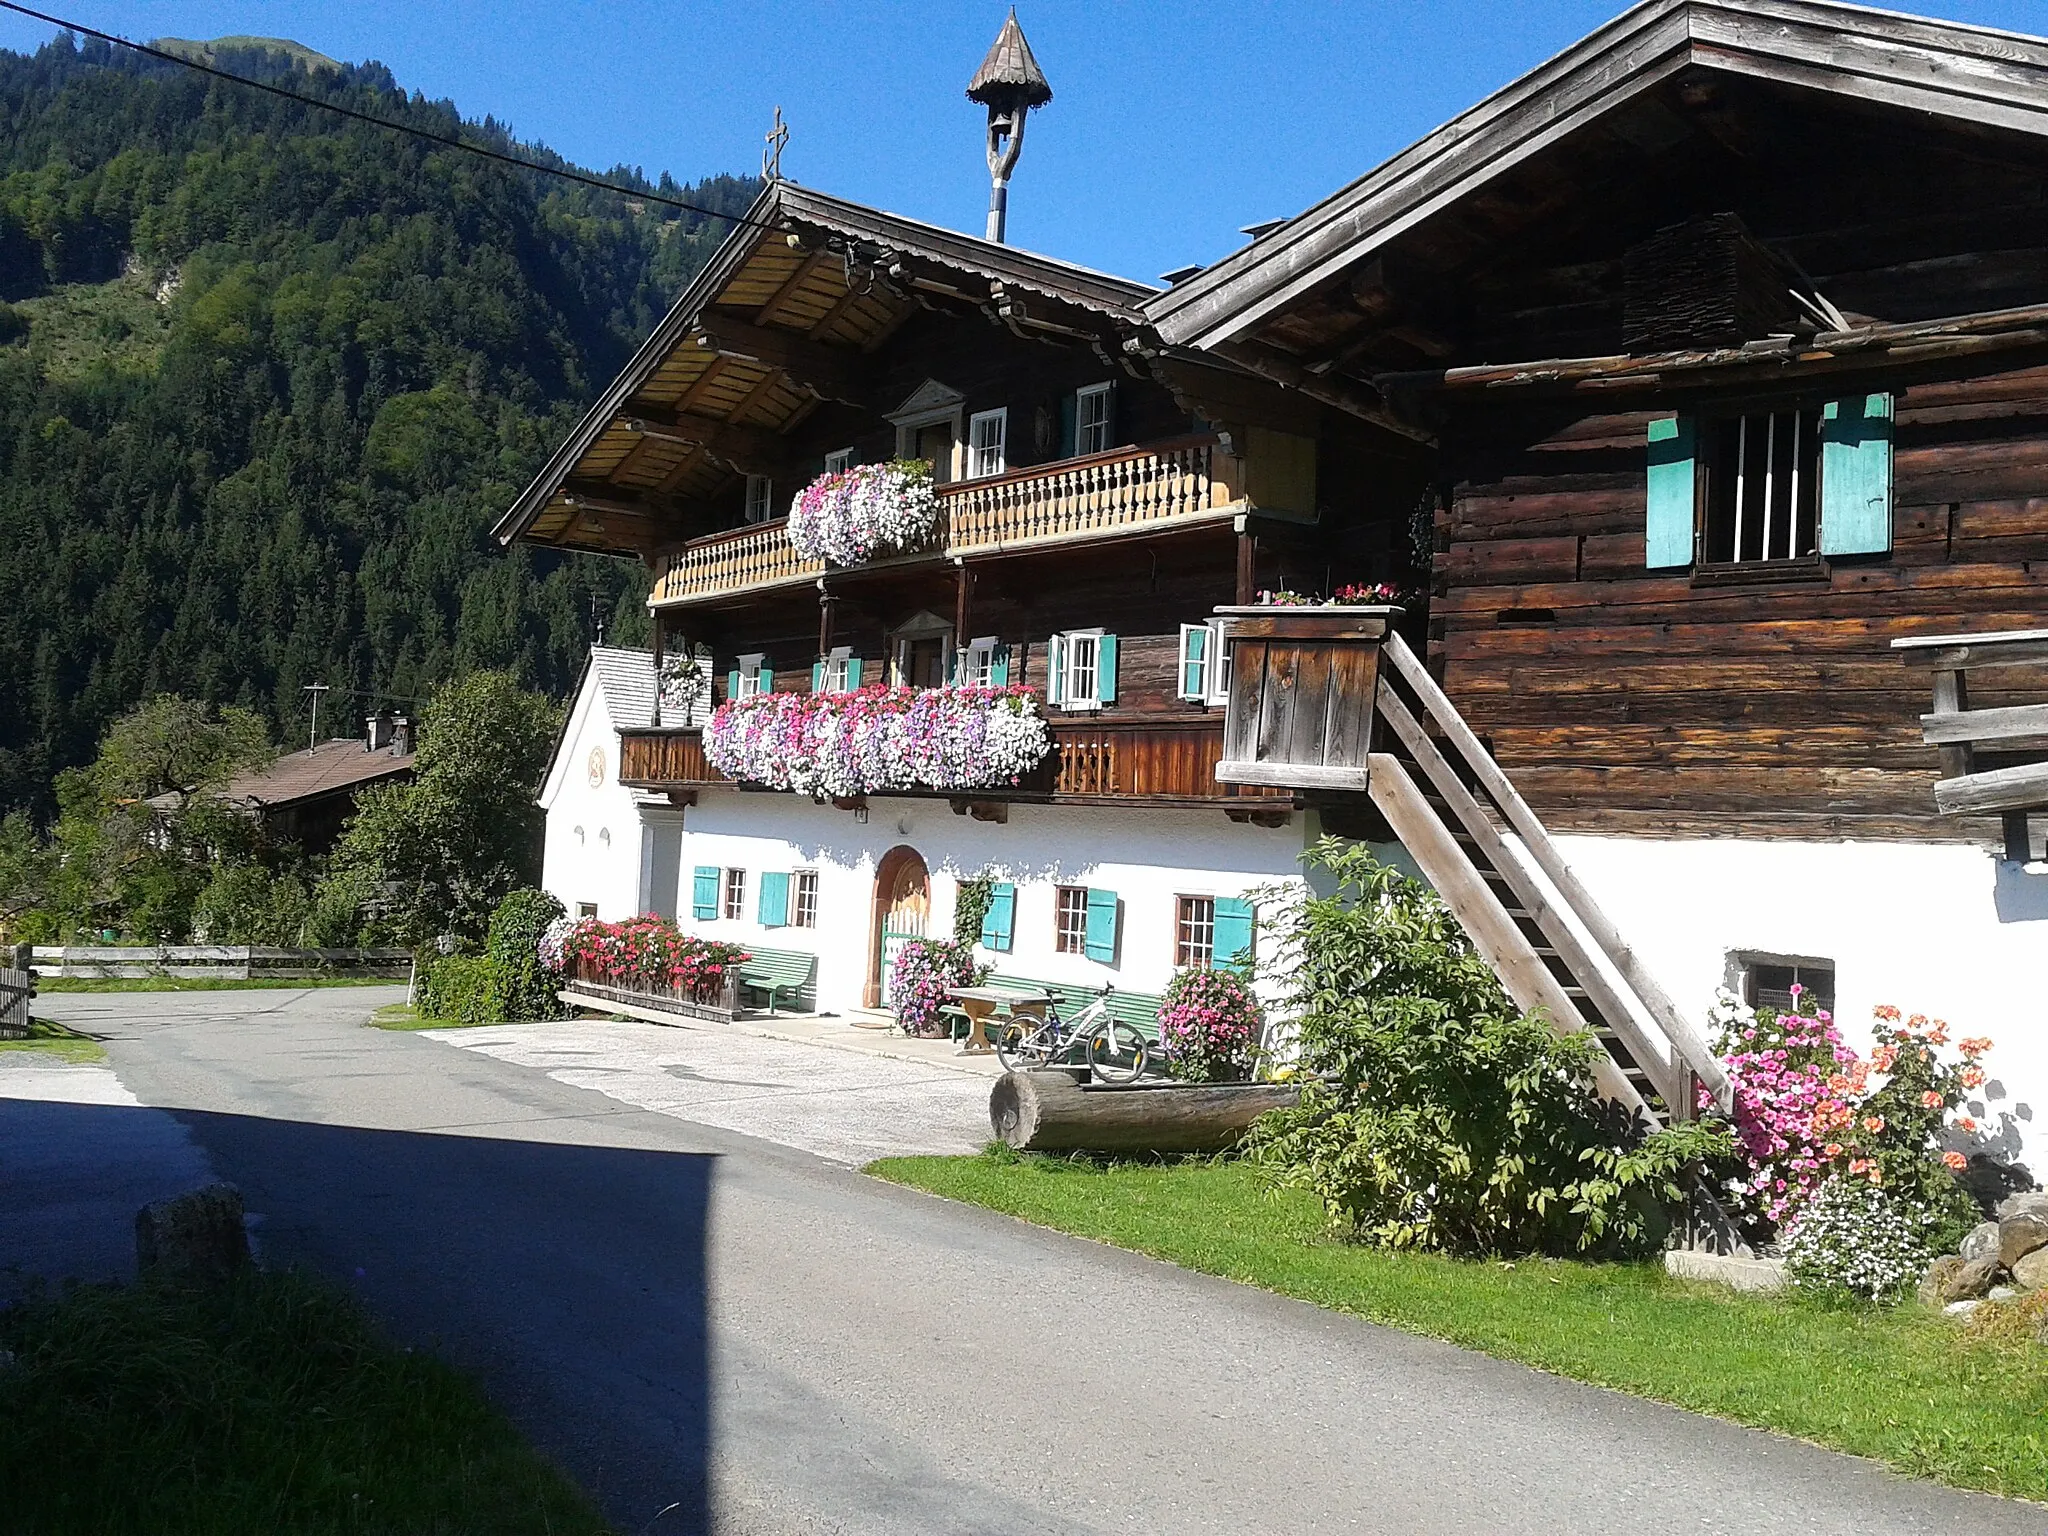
967,408,1007,479
1054,885,1089,955
722,868,747,921
792,870,819,929
1175,895,1217,968
1075,382,1113,455
1734,953,1836,1016
744,475,775,524
1703,409,1820,564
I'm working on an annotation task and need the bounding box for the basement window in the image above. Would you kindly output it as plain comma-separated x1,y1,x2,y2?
1703,409,1819,565
1729,951,1836,1017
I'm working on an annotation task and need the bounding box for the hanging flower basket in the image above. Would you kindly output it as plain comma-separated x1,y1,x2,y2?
787,459,941,566
703,683,1050,799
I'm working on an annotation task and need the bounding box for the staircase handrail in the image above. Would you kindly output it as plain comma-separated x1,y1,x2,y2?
1378,633,1732,1112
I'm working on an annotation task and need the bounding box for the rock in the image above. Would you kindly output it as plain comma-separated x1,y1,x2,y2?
1960,1221,2002,1262
2000,1212,2048,1269
1990,1285,2020,1301
1935,1255,2004,1304
1920,1256,1966,1307
1945,1298,1985,1317
1995,1187,2048,1223
2013,1248,2048,1292
135,1183,249,1286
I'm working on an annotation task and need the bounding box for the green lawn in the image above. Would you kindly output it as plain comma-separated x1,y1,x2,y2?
37,975,403,993
368,1002,507,1031
0,1017,108,1064
871,1151,2048,1503
0,1268,612,1535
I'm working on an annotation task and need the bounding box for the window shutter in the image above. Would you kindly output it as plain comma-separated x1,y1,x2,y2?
758,871,790,928
1178,624,1208,700
1644,415,1696,569
1096,633,1118,704
1101,380,1118,445
757,664,773,694
846,656,862,688
1819,393,1894,556
989,644,1010,686
1059,392,1077,458
811,660,825,692
1046,635,1066,705
979,881,1015,951
1082,888,1119,963
691,866,720,921
726,667,742,700
1213,897,1255,965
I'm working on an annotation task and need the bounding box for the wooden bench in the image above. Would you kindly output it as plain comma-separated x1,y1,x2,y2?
945,974,1163,1043
737,947,817,1015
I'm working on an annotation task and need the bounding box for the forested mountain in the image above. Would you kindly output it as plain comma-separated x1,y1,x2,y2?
0,33,757,816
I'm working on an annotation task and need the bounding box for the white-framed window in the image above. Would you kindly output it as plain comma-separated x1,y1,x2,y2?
962,636,1001,687
1175,895,1217,968
575,901,597,919
967,408,1008,479
823,447,856,474
1047,629,1114,712
821,645,853,692
792,870,819,929
722,868,747,922
744,474,775,524
734,653,768,699
1075,382,1114,455
1054,885,1089,955
1177,621,1232,706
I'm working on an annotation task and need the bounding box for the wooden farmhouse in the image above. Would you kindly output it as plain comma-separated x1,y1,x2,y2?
505,0,2046,1158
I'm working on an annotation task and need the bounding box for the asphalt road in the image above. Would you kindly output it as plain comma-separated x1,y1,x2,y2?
15,987,2043,1535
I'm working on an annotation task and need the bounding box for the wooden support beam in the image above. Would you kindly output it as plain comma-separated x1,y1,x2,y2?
1933,761,2048,816
1214,337,1434,445
1921,701,2048,747
757,247,832,326
1929,669,1973,781
623,411,794,470
691,313,869,404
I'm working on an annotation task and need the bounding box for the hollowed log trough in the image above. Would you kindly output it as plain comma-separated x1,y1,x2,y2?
989,1069,1299,1155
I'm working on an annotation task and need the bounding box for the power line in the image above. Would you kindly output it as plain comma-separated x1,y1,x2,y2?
0,1,783,234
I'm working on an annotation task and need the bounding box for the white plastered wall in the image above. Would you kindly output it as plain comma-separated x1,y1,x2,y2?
673,791,1312,1013
539,671,672,920
1558,835,2048,1169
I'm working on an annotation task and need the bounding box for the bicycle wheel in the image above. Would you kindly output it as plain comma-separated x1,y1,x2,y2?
995,1023,1038,1072
1087,1019,1149,1085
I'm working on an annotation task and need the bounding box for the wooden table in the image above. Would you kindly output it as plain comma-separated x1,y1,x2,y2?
946,986,1050,1054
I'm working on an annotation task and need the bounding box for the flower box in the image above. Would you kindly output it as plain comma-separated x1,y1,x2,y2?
786,459,940,566
703,683,1052,799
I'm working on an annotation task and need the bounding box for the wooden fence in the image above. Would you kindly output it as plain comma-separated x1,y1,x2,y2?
30,945,411,981
1,943,32,1039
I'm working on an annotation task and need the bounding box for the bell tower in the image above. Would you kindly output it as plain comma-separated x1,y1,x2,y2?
966,9,1052,244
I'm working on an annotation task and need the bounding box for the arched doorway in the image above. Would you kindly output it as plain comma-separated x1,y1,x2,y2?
866,845,930,1009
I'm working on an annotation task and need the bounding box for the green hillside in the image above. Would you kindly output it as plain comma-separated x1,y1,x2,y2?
0,33,756,814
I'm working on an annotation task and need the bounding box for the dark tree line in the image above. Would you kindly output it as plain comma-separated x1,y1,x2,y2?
0,33,756,817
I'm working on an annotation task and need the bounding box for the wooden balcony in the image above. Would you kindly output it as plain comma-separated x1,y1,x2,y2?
1215,606,1398,792
616,716,1290,809
1896,626,2048,860
648,436,1243,608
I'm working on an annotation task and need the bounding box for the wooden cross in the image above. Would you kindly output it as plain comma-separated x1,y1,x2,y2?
763,106,788,182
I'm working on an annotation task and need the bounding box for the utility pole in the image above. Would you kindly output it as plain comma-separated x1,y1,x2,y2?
303,683,329,752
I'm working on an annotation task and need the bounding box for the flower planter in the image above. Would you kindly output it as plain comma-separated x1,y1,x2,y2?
787,460,940,566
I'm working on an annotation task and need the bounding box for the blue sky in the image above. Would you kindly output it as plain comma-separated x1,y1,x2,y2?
2,1,2043,281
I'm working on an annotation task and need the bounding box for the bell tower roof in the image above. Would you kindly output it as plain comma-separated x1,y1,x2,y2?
967,9,1052,109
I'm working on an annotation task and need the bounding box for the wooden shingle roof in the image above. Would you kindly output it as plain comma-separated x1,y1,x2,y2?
967,10,1052,108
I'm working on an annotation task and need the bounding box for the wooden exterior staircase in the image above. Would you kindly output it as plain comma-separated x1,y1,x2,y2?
1217,607,1732,1127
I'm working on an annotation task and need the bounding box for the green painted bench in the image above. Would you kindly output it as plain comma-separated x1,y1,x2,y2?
738,946,816,1015
944,974,1163,1043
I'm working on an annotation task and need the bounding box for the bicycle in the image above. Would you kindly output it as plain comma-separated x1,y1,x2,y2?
994,983,1150,1084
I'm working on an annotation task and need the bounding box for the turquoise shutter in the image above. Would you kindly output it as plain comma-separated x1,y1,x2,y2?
757,664,773,694
1820,393,1893,556
1059,392,1077,458
1178,624,1208,699
980,882,1015,951
989,644,1010,686
811,660,825,692
1097,634,1118,704
1213,897,1255,966
846,656,862,688
758,871,790,928
1644,415,1696,569
691,867,719,921
726,668,742,700
1082,888,1119,963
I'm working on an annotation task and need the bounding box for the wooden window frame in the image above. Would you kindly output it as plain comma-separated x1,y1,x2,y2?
1054,885,1089,955
734,653,768,699
792,869,819,929
1728,949,1836,1017
1695,406,1823,571
722,868,747,922
967,407,1008,480
1174,894,1217,968
1075,381,1114,456
743,474,775,524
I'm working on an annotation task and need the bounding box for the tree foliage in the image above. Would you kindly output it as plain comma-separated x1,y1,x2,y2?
1248,839,1730,1257
0,34,756,817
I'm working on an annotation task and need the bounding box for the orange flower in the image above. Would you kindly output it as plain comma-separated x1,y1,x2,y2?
1872,1045,1898,1072
1863,1115,1886,1133
1958,1117,1979,1133
1961,1066,1986,1090
1920,1090,1944,1109
1823,1142,1843,1158
1868,1167,1885,1185
1908,1013,1929,1030
1928,1021,1950,1045
1960,1036,1992,1058
1943,1150,1968,1171
1874,1004,1902,1022
1849,1157,1871,1174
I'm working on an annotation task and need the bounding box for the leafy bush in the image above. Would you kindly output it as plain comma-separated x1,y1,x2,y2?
1782,1175,1943,1301
953,873,997,949
1246,839,1730,1257
483,889,564,1022
417,953,496,1025
1157,966,1264,1082
888,937,980,1037
190,863,312,945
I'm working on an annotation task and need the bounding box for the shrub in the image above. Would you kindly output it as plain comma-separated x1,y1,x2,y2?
483,889,564,1022
1157,966,1263,1082
1782,1175,1943,1301
889,937,980,1037
190,863,312,945
1246,838,1730,1257
417,953,495,1025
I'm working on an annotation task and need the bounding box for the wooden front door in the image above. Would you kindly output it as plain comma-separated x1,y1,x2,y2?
906,637,947,688
875,851,930,1007
913,421,955,483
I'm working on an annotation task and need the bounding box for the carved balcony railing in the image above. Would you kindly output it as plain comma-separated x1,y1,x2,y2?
649,436,1244,607
618,728,726,789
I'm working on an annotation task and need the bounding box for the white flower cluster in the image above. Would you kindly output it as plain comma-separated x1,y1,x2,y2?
786,460,940,566
1705,985,1756,1041
1781,1175,1937,1301
536,914,576,974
